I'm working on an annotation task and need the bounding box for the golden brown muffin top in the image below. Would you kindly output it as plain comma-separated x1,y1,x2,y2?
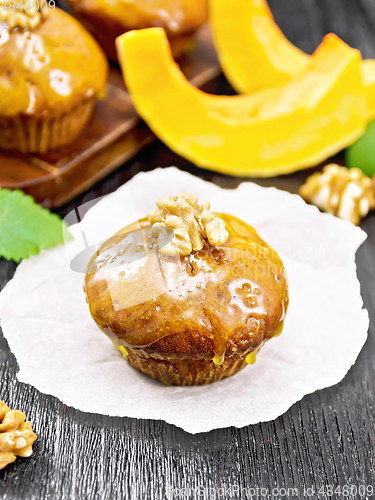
85,214,289,364
68,0,208,35
0,8,108,118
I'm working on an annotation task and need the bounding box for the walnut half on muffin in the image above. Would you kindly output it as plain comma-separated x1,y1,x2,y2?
84,192,289,386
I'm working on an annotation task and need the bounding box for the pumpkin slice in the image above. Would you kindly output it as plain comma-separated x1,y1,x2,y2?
362,60,375,120
116,28,368,177
210,0,375,119
210,0,309,94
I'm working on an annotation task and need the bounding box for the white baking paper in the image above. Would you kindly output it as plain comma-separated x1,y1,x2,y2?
0,167,369,433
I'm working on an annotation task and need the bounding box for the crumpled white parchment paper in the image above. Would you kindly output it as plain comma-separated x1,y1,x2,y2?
0,167,369,433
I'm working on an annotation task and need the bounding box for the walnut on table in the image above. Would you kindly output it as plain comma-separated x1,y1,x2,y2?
299,164,375,225
147,192,229,256
0,401,37,470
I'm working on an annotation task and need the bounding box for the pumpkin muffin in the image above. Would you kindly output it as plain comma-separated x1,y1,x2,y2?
0,6,108,153
84,192,289,386
66,0,208,61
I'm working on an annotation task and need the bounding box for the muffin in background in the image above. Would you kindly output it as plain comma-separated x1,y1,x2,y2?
0,6,108,154
66,0,208,61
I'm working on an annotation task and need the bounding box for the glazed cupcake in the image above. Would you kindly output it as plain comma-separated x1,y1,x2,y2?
85,192,289,386
66,0,208,61
0,5,108,153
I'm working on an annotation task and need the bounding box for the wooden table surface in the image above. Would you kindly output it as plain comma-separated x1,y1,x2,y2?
1,1,375,498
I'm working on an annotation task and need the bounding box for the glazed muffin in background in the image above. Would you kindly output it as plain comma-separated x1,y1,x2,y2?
0,6,108,154
66,0,208,61
84,192,289,386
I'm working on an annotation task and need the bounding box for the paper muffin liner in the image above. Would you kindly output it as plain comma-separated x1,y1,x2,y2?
0,98,95,154
120,346,252,386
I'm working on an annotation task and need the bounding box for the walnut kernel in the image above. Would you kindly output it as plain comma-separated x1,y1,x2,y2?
299,164,375,225
0,401,37,470
148,192,229,256
0,2,47,30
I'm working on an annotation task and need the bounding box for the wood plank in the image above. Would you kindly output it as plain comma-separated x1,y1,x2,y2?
1,1,375,497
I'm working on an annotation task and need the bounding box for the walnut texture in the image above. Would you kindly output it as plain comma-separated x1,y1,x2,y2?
299,164,375,225
0,2,47,30
0,401,37,470
147,192,229,256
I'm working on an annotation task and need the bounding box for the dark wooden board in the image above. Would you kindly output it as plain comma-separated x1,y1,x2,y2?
1,1,375,498
0,25,220,208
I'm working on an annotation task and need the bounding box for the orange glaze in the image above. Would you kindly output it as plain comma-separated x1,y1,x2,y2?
0,8,108,118
68,0,207,36
85,214,289,362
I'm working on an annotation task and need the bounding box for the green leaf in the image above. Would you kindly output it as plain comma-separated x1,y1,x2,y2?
346,119,375,177
0,189,73,262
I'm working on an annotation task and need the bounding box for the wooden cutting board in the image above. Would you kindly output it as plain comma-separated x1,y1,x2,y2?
0,26,220,208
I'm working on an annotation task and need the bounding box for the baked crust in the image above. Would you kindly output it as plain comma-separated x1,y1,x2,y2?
125,348,250,386
85,214,288,385
66,0,208,60
0,8,108,119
